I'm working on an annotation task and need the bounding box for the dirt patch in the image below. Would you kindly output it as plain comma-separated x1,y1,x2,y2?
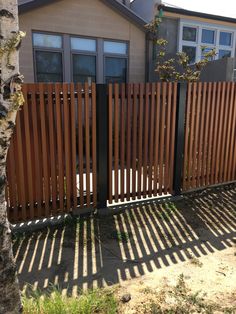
13,184,236,311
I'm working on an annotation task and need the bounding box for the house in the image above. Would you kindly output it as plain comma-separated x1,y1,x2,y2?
18,0,151,83
130,1,236,82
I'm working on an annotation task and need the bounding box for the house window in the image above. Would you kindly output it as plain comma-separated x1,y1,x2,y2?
33,33,63,82
179,22,235,64
104,41,128,83
71,37,97,83
202,29,215,44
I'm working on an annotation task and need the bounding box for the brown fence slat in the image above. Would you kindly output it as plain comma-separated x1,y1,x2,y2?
183,83,191,191
143,83,149,197
169,83,177,193
114,84,119,202
120,83,125,202
47,84,57,214
227,84,236,181
84,83,91,206
159,83,166,195
70,83,78,209
77,83,84,208
164,83,171,194
148,83,155,196
203,82,211,187
126,84,132,201
137,83,144,198
153,83,161,196
108,84,113,204
132,84,138,199
55,83,64,212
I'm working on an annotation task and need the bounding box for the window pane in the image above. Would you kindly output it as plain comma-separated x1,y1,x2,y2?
105,57,127,83
202,29,215,44
182,46,196,64
71,37,96,52
72,54,96,83
182,26,197,42
219,49,231,58
104,41,127,54
35,51,63,82
220,32,232,46
33,33,62,48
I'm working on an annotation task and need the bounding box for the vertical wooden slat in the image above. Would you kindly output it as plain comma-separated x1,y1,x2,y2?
211,82,221,184
215,82,226,183
91,83,97,207
77,83,84,207
63,83,72,211
132,84,138,199
70,83,78,209
192,82,201,188
219,82,230,182
164,83,171,194
197,82,207,187
137,83,144,198
231,85,236,180
187,83,197,189
84,83,91,206
153,83,161,196
55,83,64,211
143,83,149,197
22,85,34,219
169,83,177,193
183,83,191,191
108,84,113,204
39,83,50,216
148,83,155,196
120,83,125,201
126,84,132,201
30,84,43,215
206,82,216,185
227,84,236,181
47,84,57,213
159,82,166,195
114,84,119,202
15,108,26,219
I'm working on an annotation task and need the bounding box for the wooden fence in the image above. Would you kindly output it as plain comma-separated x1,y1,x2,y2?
5,82,236,222
6,83,97,222
108,82,177,203
183,82,236,190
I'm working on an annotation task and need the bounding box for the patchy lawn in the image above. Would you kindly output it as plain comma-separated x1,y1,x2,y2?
14,184,236,313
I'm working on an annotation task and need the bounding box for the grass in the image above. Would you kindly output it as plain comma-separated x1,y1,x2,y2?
22,286,118,314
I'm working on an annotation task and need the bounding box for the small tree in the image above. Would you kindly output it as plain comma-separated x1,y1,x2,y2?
147,12,216,82
0,0,25,313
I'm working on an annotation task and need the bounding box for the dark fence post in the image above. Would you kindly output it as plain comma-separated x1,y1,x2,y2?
173,82,187,195
96,84,108,209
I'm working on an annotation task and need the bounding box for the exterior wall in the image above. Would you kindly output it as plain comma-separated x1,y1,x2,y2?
19,0,146,82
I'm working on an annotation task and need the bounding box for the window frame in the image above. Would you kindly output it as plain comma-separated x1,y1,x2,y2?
70,35,98,83
32,31,64,82
103,39,129,83
178,20,236,64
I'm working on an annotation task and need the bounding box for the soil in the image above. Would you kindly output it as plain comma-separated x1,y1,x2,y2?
13,183,236,312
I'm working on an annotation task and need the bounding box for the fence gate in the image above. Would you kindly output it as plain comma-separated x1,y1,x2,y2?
107,82,178,204
6,83,97,223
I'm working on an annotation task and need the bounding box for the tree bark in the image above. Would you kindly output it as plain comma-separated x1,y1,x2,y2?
0,0,23,313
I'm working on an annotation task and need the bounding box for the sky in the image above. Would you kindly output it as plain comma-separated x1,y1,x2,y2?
161,0,236,18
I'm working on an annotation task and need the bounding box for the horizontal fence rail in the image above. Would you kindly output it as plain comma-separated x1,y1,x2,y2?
183,82,236,190
108,82,178,204
6,83,97,222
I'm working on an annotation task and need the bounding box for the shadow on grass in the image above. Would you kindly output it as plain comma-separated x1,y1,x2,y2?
13,184,236,295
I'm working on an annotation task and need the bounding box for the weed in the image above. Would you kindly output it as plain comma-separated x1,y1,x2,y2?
22,285,118,314
110,231,130,243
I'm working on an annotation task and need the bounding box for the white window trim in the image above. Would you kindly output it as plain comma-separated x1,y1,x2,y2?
178,19,236,63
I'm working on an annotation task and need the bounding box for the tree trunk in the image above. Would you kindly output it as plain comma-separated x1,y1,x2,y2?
0,0,24,313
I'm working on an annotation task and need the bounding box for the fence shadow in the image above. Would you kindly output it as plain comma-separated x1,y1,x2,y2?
13,184,236,295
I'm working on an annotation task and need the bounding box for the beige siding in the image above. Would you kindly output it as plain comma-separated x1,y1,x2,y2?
19,0,146,82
